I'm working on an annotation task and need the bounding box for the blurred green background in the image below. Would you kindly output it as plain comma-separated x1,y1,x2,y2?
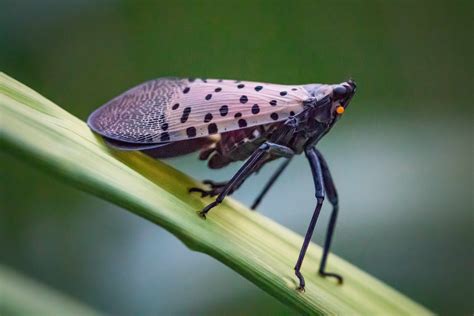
1,0,472,315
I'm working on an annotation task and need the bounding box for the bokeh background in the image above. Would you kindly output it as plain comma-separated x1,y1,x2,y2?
1,0,472,315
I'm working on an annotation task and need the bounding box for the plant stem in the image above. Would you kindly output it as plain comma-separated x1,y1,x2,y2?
0,264,103,316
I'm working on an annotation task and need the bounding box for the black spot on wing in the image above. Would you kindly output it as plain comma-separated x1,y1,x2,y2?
181,107,191,123
208,123,218,134
160,132,170,142
186,127,197,138
204,113,213,122
251,104,260,114
219,105,229,116
238,119,247,128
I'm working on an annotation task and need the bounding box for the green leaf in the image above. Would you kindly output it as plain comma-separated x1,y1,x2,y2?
0,264,103,316
0,72,432,315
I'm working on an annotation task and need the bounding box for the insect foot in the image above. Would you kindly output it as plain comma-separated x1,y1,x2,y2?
189,181,226,198
318,271,344,284
189,187,215,198
198,201,219,219
202,180,228,195
295,270,306,292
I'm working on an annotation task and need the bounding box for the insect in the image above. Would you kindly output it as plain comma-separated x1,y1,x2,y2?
88,77,356,291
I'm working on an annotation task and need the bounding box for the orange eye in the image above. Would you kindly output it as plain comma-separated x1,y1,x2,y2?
336,105,345,115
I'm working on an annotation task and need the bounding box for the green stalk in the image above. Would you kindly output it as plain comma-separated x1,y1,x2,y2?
0,264,103,316
0,73,432,315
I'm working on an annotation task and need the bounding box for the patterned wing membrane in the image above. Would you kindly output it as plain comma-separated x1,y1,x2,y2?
88,77,310,144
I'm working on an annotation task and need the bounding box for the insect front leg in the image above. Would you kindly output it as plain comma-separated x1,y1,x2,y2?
315,149,343,284
192,116,299,204
294,147,325,291
196,142,294,218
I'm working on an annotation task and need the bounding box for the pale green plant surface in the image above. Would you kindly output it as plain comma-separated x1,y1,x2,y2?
0,72,432,315
0,264,103,316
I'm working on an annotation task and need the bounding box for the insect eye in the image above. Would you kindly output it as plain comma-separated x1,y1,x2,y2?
333,85,347,98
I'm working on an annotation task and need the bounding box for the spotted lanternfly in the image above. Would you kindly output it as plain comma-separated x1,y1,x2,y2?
88,77,357,291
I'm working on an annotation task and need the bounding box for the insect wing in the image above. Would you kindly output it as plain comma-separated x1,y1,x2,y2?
88,78,186,143
88,78,310,144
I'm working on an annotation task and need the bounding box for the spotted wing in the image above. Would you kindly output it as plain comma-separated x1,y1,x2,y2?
88,77,310,144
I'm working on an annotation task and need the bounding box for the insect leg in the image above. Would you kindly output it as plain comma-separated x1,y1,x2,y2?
249,115,302,210
198,142,294,218
250,157,293,210
202,180,226,186
200,154,282,200
189,180,227,198
315,149,343,284
294,147,325,291
192,152,265,210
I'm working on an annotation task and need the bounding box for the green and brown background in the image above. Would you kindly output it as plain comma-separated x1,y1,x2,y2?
1,0,472,314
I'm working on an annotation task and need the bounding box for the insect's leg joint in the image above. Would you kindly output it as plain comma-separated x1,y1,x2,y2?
305,147,326,198
261,142,295,158
284,116,299,128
